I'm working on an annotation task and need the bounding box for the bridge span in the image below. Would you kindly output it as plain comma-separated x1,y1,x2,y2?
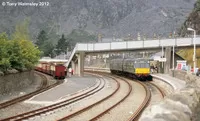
66,37,200,76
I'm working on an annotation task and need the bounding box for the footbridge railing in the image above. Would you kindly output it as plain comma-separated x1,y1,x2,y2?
66,37,200,67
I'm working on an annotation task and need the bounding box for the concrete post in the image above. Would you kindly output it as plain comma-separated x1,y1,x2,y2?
164,47,172,73
71,61,76,74
78,52,85,76
75,63,78,74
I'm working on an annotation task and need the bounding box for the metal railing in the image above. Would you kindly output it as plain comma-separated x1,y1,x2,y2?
65,37,200,67
65,45,77,67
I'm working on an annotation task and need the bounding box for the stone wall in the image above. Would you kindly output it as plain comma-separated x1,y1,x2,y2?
0,70,35,95
169,69,199,83
140,70,200,121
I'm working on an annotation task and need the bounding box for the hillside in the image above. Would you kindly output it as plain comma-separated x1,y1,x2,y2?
177,0,200,68
179,0,200,36
0,0,196,40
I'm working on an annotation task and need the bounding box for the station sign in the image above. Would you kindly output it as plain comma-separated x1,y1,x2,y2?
153,56,160,61
176,60,187,70
159,58,167,62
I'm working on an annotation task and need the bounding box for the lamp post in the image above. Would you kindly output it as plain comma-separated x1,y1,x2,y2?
187,28,196,73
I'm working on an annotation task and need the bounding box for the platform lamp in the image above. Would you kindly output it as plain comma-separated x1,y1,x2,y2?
187,27,196,73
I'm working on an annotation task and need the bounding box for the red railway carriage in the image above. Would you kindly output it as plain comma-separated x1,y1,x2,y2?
35,63,42,72
35,59,68,79
41,63,48,73
50,64,66,79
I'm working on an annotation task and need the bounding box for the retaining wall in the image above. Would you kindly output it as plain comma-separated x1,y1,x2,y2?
0,70,35,95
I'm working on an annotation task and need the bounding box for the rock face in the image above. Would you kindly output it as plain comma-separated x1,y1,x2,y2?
0,0,196,38
179,0,200,36
140,70,200,121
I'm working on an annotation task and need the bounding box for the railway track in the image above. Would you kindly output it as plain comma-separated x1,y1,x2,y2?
0,74,105,121
148,82,166,98
56,72,166,121
57,74,127,121
1,71,168,121
152,77,174,95
84,71,166,121
56,72,151,121
0,71,59,109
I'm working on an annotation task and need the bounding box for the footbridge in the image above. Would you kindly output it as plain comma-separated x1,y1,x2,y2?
66,37,200,76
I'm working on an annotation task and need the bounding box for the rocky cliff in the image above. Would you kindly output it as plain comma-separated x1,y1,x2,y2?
179,0,200,36
0,0,196,39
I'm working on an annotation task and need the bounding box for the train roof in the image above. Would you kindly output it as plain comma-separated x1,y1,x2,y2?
39,59,68,63
125,58,152,60
111,58,152,61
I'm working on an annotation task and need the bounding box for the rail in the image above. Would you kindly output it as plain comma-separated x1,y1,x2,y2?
0,72,51,109
1,75,104,121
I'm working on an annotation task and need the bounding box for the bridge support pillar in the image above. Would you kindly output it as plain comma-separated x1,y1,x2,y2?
71,61,77,74
78,52,85,76
164,47,172,74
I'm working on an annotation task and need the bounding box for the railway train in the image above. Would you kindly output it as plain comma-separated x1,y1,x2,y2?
110,58,152,81
35,59,67,79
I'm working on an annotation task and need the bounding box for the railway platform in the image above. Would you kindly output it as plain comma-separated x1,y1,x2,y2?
25,74,98,105
152,74,186,90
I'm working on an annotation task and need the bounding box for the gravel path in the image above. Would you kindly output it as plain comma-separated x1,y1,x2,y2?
30,76,117,121
145,82,164,106
97,77,146,121
68,76,129,121
151,78,174,95
30,74,97,102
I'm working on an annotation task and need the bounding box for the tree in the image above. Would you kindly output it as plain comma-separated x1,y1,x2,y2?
35,30,55,57
10,19,41,71
0,19,41,73
56,34,68,55
36,30,48,46
195,0,200,11
0,33,11,72
41,41,54,57
19,40,41,69
66,29,97,51
12,18,30,41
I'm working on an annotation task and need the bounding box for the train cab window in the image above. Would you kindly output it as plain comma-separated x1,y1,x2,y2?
143,63,145,68
134,63,140,68
145,63,150,68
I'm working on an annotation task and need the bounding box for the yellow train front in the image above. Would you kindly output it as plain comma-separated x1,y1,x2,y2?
110,58,152,81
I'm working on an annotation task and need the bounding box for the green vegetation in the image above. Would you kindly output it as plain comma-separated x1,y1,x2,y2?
56,34,68,55
66,29,97,51
0,20,41,73
35,30,54,57
0,33,10,72
35,29,97,57
177,48,200,68
195,0,200,11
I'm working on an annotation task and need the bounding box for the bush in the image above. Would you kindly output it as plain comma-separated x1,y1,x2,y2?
0,33,41,72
